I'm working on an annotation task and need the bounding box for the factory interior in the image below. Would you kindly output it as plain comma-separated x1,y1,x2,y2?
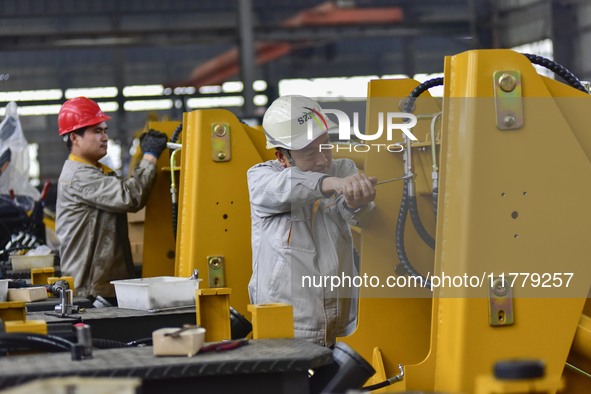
1,0,591,393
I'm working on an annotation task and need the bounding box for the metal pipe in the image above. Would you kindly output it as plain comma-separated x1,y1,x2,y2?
430,112,441,191
170,147,182,202
167,142,182,150
237,0,256,117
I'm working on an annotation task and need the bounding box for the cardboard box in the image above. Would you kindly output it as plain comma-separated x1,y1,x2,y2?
8,287,48,302
0,280,8,302
130,242,143,265
10,255,54,272
128,219,144,264
153,327,206,357
127,207,145,223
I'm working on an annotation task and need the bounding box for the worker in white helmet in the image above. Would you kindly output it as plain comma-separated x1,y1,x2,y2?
247,95,376,347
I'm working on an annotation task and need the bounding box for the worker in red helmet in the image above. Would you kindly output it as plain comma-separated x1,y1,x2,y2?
55,97,168,303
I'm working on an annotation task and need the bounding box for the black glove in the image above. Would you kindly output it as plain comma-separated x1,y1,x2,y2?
140,129,168,159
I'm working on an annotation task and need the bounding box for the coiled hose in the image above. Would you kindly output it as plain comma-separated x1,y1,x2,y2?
169,123,183,239
407,195,435,250
403,77,443,250
522,53,588,93
0,333,152,355
392,77,444,281
395,180,432,288
402,77,444,114
0,333,73,353
394,53,586,283
170,122,183,144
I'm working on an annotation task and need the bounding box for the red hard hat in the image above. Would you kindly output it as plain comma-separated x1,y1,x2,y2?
58,97,111,136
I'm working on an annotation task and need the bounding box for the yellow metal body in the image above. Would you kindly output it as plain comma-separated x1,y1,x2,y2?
141,111,272,325
339,49,591,393
247,303,294,339
139,49,591,393
173,110,272,318
0,301,26,321
30,267,55,285
431,49,590,393
142,121,184,278
5,320,48,335
196,287,232,342
339,78,437,391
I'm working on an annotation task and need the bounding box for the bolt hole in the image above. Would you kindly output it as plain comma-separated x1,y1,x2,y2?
501,192,506,197
511,211,518,219
216,202,219,205
223,214,228,219
514,234,519,239
224,229,228,232
522,191,528,196
498,310,505,323
230,201,234,204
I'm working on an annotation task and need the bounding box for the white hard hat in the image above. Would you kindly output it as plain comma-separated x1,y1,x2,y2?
262,95,337,150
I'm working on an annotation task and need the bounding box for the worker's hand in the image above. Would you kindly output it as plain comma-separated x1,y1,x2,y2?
322,173,376,210
140,129,168,159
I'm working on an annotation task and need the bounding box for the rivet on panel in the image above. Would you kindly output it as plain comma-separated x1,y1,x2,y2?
503,114,516,128
498,73,517,92
214,124,227,137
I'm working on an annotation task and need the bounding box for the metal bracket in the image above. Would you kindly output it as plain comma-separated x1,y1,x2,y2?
211,123,231,162
493,71,523,130
207,255,226,288
489,277,514,326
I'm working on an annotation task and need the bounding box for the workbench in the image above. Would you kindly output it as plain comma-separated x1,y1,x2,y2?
27,306,197,342
0,338,333,394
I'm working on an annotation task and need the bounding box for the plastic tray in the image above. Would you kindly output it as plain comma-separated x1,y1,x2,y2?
111,276,201,311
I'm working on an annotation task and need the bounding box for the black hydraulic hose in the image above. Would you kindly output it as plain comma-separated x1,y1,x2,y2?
0,333,73,353
402,77,445,113
521,53,587,93
172,201,178,240
362,380,391,391
170,122,183,239
401,77,444,250
395,181,431,288
432,187,438,221
89,337,151,349
127,337,153,347
170,122,183,143
92,338,128,349
407,195,435,249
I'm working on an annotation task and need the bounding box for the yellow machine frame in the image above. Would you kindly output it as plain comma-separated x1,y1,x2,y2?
143,112,272,318
141,49,591,393
343,49,591,393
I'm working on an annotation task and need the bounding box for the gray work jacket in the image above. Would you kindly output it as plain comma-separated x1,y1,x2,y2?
56,156,156,298
248,158,375,346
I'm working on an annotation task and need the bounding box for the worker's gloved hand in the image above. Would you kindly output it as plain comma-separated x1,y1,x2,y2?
140,129,168,159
